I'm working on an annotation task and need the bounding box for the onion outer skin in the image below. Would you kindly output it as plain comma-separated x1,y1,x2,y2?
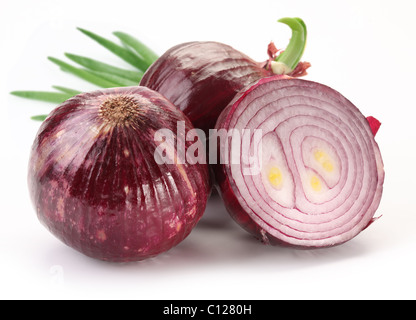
140,41,272,134
214,76,384,248
28,86,211,262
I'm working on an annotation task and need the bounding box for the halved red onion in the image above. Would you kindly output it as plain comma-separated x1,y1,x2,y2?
214,76,384,247
28,86,211,262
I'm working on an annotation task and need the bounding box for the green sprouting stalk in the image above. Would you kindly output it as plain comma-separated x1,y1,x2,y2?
271,17,307,75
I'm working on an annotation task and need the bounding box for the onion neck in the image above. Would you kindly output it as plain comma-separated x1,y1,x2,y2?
270,17,307,75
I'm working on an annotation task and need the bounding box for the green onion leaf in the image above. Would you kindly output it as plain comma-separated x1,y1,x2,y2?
87,70,139,87
113,31,158,66
10,91,73,103
52,86,82,95
77,28,149,71
31,115,49,121
65,53,143,82
48,57,120,88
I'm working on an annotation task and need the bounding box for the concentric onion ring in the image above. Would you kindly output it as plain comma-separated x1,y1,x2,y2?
214,76,384,247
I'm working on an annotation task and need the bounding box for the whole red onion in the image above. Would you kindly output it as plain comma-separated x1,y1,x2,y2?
213,76,384,247
140,18,310,134
140,41,272,134
28,86,211,262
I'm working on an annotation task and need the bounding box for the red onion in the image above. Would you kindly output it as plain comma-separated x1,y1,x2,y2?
213,76,384,247
140,41,272,134
28,86,211,262
140,18,310,134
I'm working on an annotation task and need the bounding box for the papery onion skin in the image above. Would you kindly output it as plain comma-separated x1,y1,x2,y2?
140,41,273,134
214,76,384,248
28,87,211,262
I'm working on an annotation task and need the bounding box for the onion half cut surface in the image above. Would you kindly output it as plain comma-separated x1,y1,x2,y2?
214,76,384,247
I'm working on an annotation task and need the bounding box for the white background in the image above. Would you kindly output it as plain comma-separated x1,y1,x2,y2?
1,0,416,300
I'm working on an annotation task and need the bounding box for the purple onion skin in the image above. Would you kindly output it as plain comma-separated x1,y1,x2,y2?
213,76,384,248
140,41,272,135
28,87,211,262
